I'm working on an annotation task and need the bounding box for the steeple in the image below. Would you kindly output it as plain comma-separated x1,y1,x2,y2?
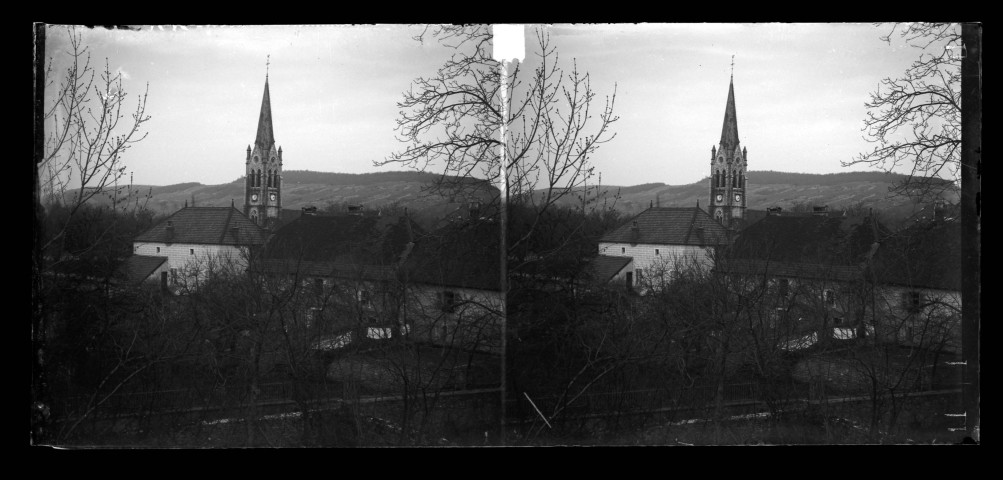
708,63,747,228
719,77,740,151
254,76,275,151
244,59,282,229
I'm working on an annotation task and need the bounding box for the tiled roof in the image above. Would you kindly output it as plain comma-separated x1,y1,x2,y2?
257,213,501,291
871,219,961,291
255,258,397,282
134,207,269,246
599,207,730,246
729,214,889,265
716,258,862,282
262,213,419,265
115,255,168,284
586,255,632,284
404,220,501,291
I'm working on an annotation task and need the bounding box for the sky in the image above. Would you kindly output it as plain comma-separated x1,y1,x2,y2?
42,24,949,188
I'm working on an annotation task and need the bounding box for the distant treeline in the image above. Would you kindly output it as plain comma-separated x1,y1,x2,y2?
228,170,448,187
742,170,943,187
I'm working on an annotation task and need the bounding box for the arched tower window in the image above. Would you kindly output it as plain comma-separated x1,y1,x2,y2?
732,173,737,188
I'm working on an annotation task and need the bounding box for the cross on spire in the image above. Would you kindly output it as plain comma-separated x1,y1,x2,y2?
266,55,270,80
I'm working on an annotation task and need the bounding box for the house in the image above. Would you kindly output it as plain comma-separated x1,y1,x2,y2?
131,206,269,290
717,210,887,340
253,209,502,354
717,206,960,351
598,206,730,289
869,216,962,351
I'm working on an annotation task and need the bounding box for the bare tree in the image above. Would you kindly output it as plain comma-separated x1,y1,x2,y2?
381,25,618,258
845,23,961,202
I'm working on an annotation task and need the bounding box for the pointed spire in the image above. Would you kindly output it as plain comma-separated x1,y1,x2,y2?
719,74,740,151
255,60,275,152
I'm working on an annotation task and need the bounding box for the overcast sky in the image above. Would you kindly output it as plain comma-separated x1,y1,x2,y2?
43,24,946,188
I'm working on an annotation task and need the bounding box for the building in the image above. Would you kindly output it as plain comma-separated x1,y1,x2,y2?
253,209,502,354
132,206,268,290
598,206,730,289
708,72,748,227
717,206,960,351
244,70,283,228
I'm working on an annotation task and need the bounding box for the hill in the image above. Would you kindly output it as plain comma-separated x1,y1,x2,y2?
68,169,956,226
559,171,958,219
78,171,493,218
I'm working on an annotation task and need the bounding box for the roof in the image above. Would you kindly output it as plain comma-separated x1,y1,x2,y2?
255,258,397,282
729,214,889,266
719,79,740,151
134,207,269,246
716,258,862,283
262,213,419,266
599,207,730,246
255,78,274,150
115,255,168,284
871,219,961,291
585,255,632,284
404,220,501,291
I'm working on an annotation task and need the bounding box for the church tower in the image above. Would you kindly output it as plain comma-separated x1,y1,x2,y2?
708,65,747,226
244,61,282,228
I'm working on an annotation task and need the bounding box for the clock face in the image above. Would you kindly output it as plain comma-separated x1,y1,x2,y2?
715,194,723,202
251,194,258,202
270,193,277,202
735,194,742,202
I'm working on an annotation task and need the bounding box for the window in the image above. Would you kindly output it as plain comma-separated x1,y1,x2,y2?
655,249,660,255
440,291,457,313
357,289,371,305
904,291,924,314
156,246,161,253
636,268,643,281
170,268,178,283
621,247,626,254
190,248,195,255
777,278,790,297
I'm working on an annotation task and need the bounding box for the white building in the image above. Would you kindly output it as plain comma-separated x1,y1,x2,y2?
131,206,269,288
598,206,730,289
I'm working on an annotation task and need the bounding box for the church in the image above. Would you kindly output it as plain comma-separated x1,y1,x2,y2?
595,73,745,289
121,69,279,288
708,70,748,227
243,66,284,228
